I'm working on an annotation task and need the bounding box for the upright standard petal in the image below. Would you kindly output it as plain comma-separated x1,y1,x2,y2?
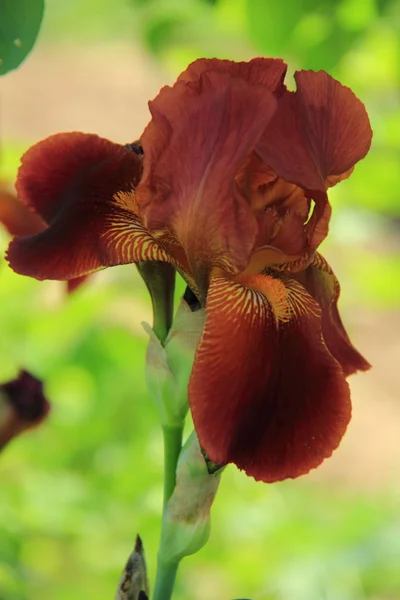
7,133,173,280
178,56,287,96
256,70,372,193
137,67,278,291
294,253,371,376
189,274,351,483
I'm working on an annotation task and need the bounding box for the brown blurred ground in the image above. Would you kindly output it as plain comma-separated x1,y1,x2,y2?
1,43,399,489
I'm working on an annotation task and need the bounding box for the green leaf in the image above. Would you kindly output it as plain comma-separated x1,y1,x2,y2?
245,0,365,70
246,0,326,57
0,0,44,76
143,15,182,55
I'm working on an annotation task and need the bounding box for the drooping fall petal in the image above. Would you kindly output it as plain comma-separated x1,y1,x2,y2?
189,274,351,483
0,185,88,292
7,133,173,280
137,64,278,293
293,253,371,376
256,70,372,193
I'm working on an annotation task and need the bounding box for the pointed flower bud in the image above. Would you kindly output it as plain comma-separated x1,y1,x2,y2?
143,299,205,427
158,432,221,564
115,535,149,600
0,370,50,452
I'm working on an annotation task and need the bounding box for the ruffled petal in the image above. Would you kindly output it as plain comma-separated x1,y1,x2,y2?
189,274,351,483
293,253,371,376
7,133,173,280
137,66,278,291
256,70,372,193
178,57,287,95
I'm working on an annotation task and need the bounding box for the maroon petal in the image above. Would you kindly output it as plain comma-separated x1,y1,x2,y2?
7,133,173,281
189,274,351,483
66,275,90,294
256,70,372,193
178,56,287,96
0,186,45,236
293,253,371,376
137,62,278,295
15,132,142,222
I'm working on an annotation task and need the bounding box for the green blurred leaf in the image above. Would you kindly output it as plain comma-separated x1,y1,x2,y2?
376,0,396,13
143,15,182,54
0,0,44,76
246,0,325,56
246,0,368,70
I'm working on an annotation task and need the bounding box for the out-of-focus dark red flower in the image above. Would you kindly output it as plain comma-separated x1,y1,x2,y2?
0,370,50,451
0,183,88,293
6,58,372,482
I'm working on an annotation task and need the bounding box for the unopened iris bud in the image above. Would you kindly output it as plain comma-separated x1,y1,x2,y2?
158,432,221,564
115,535,149,600
143,298,205,427
0,370,50,452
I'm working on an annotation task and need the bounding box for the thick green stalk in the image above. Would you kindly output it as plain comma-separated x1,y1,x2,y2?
162,424,183,507
152,423,183,600
152,557,180,600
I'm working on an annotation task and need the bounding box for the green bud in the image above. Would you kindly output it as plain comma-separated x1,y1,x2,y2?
143,299,205,428
158,432,221,564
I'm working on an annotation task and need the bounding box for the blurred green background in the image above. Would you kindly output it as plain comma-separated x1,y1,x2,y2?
0,0,399,599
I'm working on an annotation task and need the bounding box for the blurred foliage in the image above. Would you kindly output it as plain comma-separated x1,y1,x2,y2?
38,0,400,218
0,0,44,76
1,0,400,599
0,254,399,600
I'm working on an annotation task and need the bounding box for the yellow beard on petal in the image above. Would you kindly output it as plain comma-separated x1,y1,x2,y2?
243,247,304,275
113,190,138,212
236,273,291,322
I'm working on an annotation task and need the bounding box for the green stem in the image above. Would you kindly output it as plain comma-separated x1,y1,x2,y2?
152,558,179,600
162,424,183,508
152,424,183,600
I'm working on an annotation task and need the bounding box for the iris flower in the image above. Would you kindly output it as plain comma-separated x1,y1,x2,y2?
0,371,50,451
6,58,372,482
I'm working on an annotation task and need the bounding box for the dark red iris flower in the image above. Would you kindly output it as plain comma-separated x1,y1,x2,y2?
6,58,372,482
0,370,50,451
